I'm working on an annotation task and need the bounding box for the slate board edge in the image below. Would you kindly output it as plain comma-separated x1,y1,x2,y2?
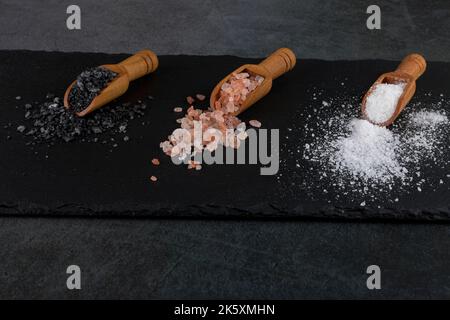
1,50,449,222
1,202,449,222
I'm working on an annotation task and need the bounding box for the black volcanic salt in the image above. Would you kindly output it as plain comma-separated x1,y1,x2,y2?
14,93,153,147
68,66,118,113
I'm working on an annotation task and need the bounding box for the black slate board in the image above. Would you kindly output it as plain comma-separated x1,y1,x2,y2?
0,50,448,220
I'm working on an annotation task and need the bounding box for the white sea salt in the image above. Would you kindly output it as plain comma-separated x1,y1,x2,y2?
365,83,405,124
297,90,449,203
408,110,448,127
330,119,404,183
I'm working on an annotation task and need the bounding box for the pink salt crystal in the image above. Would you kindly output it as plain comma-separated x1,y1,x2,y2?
187,160,202,170
151,158,160,166
186,96,195,105
215,72,264,115
196,94,206,101
173,107,183,113
249,120,262,128
150,175,158,182
235,72,249,80
160,73,264,169
160,141,173,155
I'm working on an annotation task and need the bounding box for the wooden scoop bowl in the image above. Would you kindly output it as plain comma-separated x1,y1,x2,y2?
64,50,158,117
210,48,296,115
362,53,426,126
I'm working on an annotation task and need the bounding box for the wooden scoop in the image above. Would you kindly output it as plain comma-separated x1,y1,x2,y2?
64,50,158,117
362,53,426,126
210,48,296,115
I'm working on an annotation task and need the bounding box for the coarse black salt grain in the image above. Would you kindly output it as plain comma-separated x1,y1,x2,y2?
68,66,118,113
13,93,152,148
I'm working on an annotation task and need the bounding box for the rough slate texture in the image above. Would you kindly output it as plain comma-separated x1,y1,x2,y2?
1,0,449,61
0,50,448,220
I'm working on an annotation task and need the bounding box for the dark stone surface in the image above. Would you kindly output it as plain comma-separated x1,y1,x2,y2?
1,51,448,221
1,217,450,299
0,50,449,300
0,0,449,61
1,1,450,299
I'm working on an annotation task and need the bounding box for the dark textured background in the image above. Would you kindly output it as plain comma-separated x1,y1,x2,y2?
1,0,449,61
0,0,450,299
1,51,449,221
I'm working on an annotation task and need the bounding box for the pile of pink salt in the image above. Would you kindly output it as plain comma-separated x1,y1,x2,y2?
214,72,264,114
160,72,264,168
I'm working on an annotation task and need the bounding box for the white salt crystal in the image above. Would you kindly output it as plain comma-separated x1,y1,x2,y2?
330,119,404,182
298,93,449,204
365,83,405,124
408,110,448,127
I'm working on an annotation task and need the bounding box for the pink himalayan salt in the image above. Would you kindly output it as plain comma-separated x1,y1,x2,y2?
160,72,263,165
160,105,247,161
214,72,264,114
186,96,195,105
151,158,160,166
188,160,202,170
249,119,262,128
150,175,158,182
174,107,183,113
196,94,206,101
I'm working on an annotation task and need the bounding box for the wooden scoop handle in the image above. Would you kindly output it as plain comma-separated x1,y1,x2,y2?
118,49,159,81
395,53,426,81
259,48,296,80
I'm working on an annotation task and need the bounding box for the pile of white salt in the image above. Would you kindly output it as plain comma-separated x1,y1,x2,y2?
365,82,405,124
330,118,406,182
287,87,450,204
326,110,448,184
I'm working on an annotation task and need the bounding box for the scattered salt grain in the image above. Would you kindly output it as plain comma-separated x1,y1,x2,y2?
151,158,160,166
186,96,195,105
249,120,262,128
150,175,158,182
13,94,151,147
365,82,405,124
408,110,448,127
173,107,183,113
196,94,206,101
187,160,202,170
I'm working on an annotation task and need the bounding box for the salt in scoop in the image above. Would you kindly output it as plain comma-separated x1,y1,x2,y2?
362,53,426,126
64,50,158,117
210,48,296,115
